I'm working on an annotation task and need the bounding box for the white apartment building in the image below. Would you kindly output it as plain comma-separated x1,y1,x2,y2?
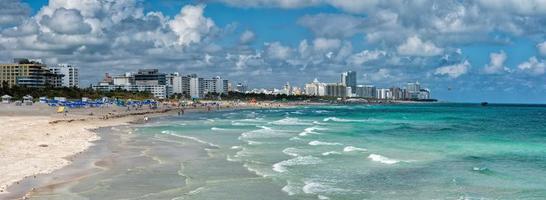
49,64,79,87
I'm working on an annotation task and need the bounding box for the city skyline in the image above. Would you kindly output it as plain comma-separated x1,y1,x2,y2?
1,1,546,103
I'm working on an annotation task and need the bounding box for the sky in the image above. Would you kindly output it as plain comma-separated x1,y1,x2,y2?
1,0,546,103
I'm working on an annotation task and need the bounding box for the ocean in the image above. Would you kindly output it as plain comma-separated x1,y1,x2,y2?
27,103,546,199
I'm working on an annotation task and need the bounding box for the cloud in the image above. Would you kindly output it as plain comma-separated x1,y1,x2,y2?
298,14,365,38
313,38,340,52
518,57,545,76
434,60,470,78
168,4,216,46
483,51,509,74
40,8,92,35
538,41,546,56
265,41,292,60
397,36,443,56
240,30,255,44
0,0,30,27
217,0,322,9
347,50,386,65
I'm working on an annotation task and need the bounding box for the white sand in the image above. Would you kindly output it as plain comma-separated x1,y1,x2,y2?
0,100,300,196
0,115,137,194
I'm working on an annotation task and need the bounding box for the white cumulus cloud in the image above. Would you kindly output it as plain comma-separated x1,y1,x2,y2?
537,41,546,56
169,4,215,46
483,51,509,74
313,38,340,52
518,57,545,76
239,30,255,44
397,36,443,56
435,60,470,78
347,50,386,65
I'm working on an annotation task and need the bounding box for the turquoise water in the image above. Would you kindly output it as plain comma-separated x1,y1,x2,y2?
29,103,546,199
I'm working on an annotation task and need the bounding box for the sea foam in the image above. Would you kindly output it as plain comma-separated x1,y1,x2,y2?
309,140,342,146
272,156,323,173
302,181,348,194
322,151,342,156
240,126,290,139
270,117,312,126
323,117,368,122
367,154,400,164
343,146,367,152
299,126,327,136
282,147,301,157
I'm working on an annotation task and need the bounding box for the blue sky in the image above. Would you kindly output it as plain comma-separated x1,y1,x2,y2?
1,0,546,103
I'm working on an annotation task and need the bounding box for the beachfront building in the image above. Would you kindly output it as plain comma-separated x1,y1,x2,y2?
93,69,169,99
418,88,431,100
235,82,248,93
304,78,327,96
406,81,421,99
203,76,228,94
49,64,79,88
113,73,135,86
326,83,347,97
355,85,376,98
0,58,63,88
376,88,392,99
341,71,357,94
189,77,204,98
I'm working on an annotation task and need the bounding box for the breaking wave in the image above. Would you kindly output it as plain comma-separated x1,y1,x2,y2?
272,156,323,173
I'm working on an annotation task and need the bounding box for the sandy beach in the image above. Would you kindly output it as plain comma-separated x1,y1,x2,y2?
0,100,297,199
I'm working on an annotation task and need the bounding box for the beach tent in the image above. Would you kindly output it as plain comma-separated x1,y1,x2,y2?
23,95,33,105
39,97,48,103
1,95,12,104
54,97,67,102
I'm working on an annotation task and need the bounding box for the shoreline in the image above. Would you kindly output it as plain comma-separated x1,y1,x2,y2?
0,101,290,199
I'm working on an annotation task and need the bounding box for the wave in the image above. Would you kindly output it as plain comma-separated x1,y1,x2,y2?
163,132,220,148
321,151,342,156
211,127,229,131
270,117,312,126
309,140,342,146
282,147,301,157
231,118,265,126
302,181,348,194
243,163,271,178
299,126,327,136
272,156,323,173
343,146,367,152
240,126,290,139
282,181,301,196
230,145,242,149
290,111,304,115
246,140,264,145
314,110,331,114
367,154,400,164
323,117,369,123
289,136,304,141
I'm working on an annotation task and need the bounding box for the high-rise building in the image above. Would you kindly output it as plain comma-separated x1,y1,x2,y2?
235,82,248,93
113,73,135,86
341,71,357,93
189,77,204,98
93,69,169,99
0,58,63,88
49,64,79,88
406,81,421,99
134,69,166,86
326,83,347,97
203,76,228,94
355,85,376,98
390,87,403,100
376,88,392,99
